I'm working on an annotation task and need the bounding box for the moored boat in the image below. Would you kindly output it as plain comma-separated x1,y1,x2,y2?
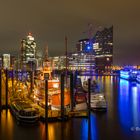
51,90,70,110
90,93,107,111
120,68,138,81
82,80,98,92
10,100,39,124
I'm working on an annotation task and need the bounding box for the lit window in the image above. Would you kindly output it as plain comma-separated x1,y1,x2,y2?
107,58,110,61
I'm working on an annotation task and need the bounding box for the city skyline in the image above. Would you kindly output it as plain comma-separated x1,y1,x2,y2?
0,0,140,65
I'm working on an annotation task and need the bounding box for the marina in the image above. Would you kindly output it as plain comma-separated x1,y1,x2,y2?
0,0,139,140
0,76,140,140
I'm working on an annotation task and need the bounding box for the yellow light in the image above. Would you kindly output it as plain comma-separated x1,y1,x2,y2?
53,83,59,88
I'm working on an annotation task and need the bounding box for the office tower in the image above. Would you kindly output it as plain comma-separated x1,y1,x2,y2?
20,33,37,70
93,26,113,73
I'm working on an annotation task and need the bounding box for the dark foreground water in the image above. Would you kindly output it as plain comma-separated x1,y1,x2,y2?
0,76,140,140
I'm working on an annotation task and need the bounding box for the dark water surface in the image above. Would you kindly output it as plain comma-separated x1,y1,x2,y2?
0,76,140,140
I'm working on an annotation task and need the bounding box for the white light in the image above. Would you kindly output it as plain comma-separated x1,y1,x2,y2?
107,58,110,61
27,35,34,41
53,83,59,88
99,95,103,98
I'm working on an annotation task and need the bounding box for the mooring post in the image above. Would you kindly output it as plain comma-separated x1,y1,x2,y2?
61,74,65,120
70,73,74,111
88,78,91,140
45,80,48,122
5,69,8,109
12,69,14,94
30,71,34,97
0,69,2,111
88,79,91,116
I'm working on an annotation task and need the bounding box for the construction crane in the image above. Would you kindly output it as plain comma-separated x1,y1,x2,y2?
83,23,94,43
83,23,102,44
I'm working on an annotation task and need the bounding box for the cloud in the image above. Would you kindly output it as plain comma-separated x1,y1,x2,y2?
0,0,139,64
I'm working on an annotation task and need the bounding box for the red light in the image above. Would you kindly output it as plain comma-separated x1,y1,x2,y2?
28,32,32,36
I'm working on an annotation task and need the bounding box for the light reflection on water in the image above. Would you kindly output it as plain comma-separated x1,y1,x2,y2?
0,76,140,140
81,115,98,140
0,110,14,140
81,119,88,140
118,79,140,132
118,79,130,130
132,86,138,126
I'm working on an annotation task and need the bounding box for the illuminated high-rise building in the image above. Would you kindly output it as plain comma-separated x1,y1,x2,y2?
3,54,10,69
20,33,37,70
93,26,113,73
21,33,36,62
69,39,95,74
69,26,113,74
51,26,113,74
76,39,94,52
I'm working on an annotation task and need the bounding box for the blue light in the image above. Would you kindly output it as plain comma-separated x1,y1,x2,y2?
118,79,130,131
132,71,138,74
118,79,140,132
87,46,91,50
81,115,98,140
120,74,130,79
120,71,130,79
137,74,140,83
120,69,138,80
120,71,129,75
81,119,88,140
132,86,139,126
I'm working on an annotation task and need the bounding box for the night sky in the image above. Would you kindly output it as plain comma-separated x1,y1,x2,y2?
0,0,140,65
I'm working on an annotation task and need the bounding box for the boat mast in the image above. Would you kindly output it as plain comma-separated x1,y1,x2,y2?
65,36,68,87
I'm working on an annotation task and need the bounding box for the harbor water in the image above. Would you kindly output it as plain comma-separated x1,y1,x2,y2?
0,76,140,140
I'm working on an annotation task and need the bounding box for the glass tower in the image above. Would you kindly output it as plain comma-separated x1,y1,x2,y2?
20,33,37,70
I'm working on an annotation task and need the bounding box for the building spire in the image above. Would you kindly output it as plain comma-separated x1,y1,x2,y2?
28,32,32,36
44,45,49,61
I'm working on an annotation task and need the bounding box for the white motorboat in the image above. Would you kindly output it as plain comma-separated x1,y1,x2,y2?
90,93,107,111
74,102,87,111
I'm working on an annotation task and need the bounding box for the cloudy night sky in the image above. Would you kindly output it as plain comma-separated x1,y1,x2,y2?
0,0,140,65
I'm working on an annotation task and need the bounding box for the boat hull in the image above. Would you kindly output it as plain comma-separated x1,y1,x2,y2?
10,101,39,124
90,94,107,111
